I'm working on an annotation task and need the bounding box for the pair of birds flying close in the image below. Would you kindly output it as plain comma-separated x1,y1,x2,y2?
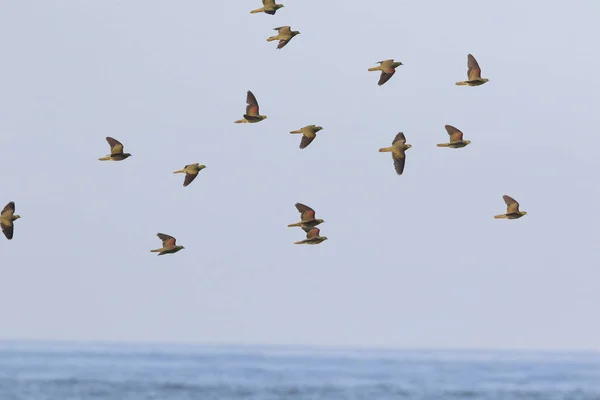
288,203,327,244
379,126,471,176
98,137,205,187
367,54,488,87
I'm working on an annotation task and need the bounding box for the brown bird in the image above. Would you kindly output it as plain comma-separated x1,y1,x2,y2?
150,233,185,255
289,125,323,149
0,201,21,240
288,203,324,232
437,125,471,148
368,59,403,86
267,26,300,49
250,0,284,15
98,137,132,161
294,227,328,245
173,163,206,187
455,54,489,86
494,195,528,219
234,91,267,123
379,132,412,175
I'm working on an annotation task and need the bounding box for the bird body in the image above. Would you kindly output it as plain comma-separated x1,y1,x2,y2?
150,233,185,255
455,54,489,86
173,163,206,187
267,26,300,49
250,0,284,15
288,202,324,232
0,201,20,240
294,227,328,245
368,59,403,86
379,132,411,175
289,125,323,149
437,125,471,148
98,137,132,161
494,195,527,219
234,91,267,123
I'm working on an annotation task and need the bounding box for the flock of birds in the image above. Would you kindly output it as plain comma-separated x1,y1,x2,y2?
0,0,529,252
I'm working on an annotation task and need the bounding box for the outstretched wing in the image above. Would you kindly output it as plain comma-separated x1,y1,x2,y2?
299,135,316,149
106,137,124,155
295,203,316,222
378,69,395,86
1,222,13,240
157,233,176,247
183,173,198,187
306,227,320,239
392,132,406,145
467,54,482,80
1,201,15,216
444,125,464,142
503,195,520,214
392,152,406,175
245,91,260,116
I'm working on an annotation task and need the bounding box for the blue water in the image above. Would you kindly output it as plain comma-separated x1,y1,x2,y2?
0,342,599,400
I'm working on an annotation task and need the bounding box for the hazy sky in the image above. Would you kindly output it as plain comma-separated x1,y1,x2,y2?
1,0,599,351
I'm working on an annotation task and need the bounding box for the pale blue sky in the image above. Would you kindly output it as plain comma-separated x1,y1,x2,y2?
1,0,599,350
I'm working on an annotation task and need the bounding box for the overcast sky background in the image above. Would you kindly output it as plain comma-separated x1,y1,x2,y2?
0,0,599,351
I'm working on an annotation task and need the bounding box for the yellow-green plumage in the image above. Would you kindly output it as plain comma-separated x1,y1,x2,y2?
379,132,411,175
494,195,527,219
250,0,284,15
455,54,489,86
289,125,323,149
0,201,20,240
98,137,132,161
234,91,267,123
150,233,185,255
294,227,328,245
437,125,471,148
267,26,300,49
173,163,206,187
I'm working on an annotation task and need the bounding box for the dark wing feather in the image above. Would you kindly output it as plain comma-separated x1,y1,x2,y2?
1,201,15,215
392,132,406,144
1,222,13,240
106,136,124,155
503,195,520,214
183,173,198,187
277,39,291,49
444,125,464,142
467,54,482,80
295,203,314,214
157,233,177,247
392,152,406,175
246,91,260,116
378,70,395,86
299,135,315,149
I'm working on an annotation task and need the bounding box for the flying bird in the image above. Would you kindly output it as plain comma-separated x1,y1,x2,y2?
494,195,528,219
250,0,284,15
379,132,412,175
294,227,328,245
368,59,403,86
234,91,267,123
150,233,185,255
98,137,132,161
267,26,300,49
437,125,471,148
173,163,206,187
289,125,323,149
288,203,324,232
455,54,489,86
0,201,21,240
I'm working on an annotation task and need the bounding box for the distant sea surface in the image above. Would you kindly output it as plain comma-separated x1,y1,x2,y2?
0,342,599,400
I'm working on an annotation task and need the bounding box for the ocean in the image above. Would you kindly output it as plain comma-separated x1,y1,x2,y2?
0,342,598,399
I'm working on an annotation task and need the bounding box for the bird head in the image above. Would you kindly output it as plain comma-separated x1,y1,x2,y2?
321,237,328,241
293,31,301,35
199,165,207,170
315,126,323,132
521,211,527,216
464,140,471,145
262,115,268,120
405,144,412,149
316,219,325,224
482,78,489,83
124,153,132,158
13,215,21,220
276,4,284,9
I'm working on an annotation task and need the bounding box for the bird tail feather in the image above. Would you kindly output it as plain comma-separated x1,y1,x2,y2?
368,66,382,71
287,222,302,227
98,156,111,161
250,7,264,13
437,143,450,147
267,36,279,42
234,119,248,123
379,147,393,152
494,214,508,219
150,249,161,252
289,130,302,134
455,81,468,86
293,240,306,245
173,169,186,174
